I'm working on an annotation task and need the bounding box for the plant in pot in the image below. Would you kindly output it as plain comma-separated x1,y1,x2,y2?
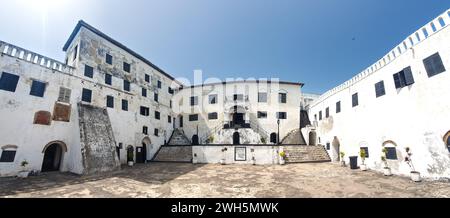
405,147,421,182
220,147,227,165
359,149,367,171
340,152,346,167
206,136,214,144
193,153,198,164
260,137,267,144
18,160,29,178
381,148,392,176
127,149,134,167
279,151,287,165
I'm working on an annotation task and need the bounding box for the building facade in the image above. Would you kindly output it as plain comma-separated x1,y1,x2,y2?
306,9,450,179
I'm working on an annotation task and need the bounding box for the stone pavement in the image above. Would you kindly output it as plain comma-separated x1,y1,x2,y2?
0,162,449,198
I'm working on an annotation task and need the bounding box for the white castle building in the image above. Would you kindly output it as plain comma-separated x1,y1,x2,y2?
0,8,449,180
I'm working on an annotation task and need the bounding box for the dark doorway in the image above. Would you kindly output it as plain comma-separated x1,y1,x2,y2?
41,143,63,172
270,133,277,144
136,143,147,163
309,131,317,145
127,146,134,162
192,135,199,145
116,146,120,160
180,116,183,128
233,132,240,145
173,118,176,129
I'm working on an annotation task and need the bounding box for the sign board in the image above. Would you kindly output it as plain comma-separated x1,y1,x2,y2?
235,147,247,161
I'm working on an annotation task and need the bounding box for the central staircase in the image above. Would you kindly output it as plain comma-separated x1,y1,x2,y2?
283,145,331,163
167,128,191,145
152,146,192,163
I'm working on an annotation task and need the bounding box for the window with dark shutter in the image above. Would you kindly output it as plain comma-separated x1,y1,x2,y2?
233,94,244,101
375,81,386,98
106,54,113,65
82,88,92,103
209,94,217,104
123,80,130,91
393,67,414,89
122,100,128,111
105,74,112,85
154,128,159,136
58,87,71,103
325,107,329,118
326,143,331,150
154,93,158,102
123,62,130,73
278,93,287,103
168,115,172,123
319,111,322,120
145,74,150,83
352,93,359,107
258,111,268,119
107,95,114,108
190,96,198,106
84,65,94,78
73,45,78,61
277,112,287,119
168,87,174,94
0,150,16,162
155,111,160,120
189,114,198,121
143,126,148,135
336,101,341,113
208,112,218,120
140,106,150,116
0,72,20,92
142,88,147,97
403,67,415,85
258,92,267,102
423,52,446,77
30,80,46,97
157,80,162,89
385,147,397,160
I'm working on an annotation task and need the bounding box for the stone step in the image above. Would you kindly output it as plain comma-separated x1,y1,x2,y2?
153,146,192,162
283,146,331,163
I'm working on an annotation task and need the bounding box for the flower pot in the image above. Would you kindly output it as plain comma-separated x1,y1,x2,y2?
383,167,392,176
17,171,29,178
360,164,367,171
280,159,286,165
128,161,134,167
192,158,198,164
410,171,421,182
220,159,226,165
340,161,346,167
252,160,256,165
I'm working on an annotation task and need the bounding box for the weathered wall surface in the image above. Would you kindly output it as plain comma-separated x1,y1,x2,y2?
308,10,450,179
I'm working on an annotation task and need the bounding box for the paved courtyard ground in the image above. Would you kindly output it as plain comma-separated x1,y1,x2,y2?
0,162,449,198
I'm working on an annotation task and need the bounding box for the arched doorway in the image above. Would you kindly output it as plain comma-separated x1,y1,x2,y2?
309,131,317,145
136,144,147,164
444,131,450,152
233,132,240,145
41,141,66,172
332,137,340,162
270,133,277,144
192,135,199,145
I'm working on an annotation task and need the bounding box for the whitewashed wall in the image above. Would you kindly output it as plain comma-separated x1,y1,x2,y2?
193,145,281,165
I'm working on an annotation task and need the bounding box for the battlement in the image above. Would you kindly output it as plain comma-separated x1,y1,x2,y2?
0,40,74,73
311,9,450,107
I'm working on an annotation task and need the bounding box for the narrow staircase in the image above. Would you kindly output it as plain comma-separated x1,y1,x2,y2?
167,128,191,145
283,145,331,163
152,146,193,163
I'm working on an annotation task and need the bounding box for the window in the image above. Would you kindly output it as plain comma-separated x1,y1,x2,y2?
58,87,71,103
82,88,92,103
122,99,128,111
123,80,130,91
319,111,322,120
145,74,150,83
140,106,149,116
168,87,174,94
106,54,113,65
105,74,112,85
208,112,218,120
336,101,341,113
170,100,172,108
326,143,330,150
258,92,267,103
352,93,359,107
423,52,446,77
73,45,78,61
393,67,414,89
360,147,369,158
189,114,198,121
276,112,287,119
190,96,198,106
0,72,20,92
258,111,268,119
143,126,148,135
233,94,244,101
0,148,16,163
142,88,147,97
325,107,329,118
155,111,160,120
168,115,172,123
154,128,159,136
375,81,386,98
209,94,217,104
157,80,162,89
30,80,46,97
278,93,287,103
84,65,94,78
123,62,130,73
385,147,397,160
447,136,450,153
154,93,159,102
107,95,114,108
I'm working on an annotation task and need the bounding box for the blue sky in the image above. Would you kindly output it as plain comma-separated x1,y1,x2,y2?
0,0,449,94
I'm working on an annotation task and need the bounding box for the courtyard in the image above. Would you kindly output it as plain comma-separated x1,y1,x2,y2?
0,162,449,198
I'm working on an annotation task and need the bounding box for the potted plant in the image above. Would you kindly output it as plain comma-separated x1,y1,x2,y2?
279,151,286,165
261,137,267,144
206,136,214,144
127,149,134,166
252,156,256,165
18,160,29,178
340,152,346,167
359,149,367,171
405,147,421,182
193,153,198,164
220,147,227,165
381,148,392,176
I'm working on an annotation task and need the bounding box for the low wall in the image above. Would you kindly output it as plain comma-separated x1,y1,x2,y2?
192,145,282,165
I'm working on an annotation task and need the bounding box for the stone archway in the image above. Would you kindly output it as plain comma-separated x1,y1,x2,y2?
41,141,67,172
270,132,277,144
309,131,317,146
331,137,340,162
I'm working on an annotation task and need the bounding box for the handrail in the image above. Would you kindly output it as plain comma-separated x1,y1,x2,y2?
200,120,226,143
